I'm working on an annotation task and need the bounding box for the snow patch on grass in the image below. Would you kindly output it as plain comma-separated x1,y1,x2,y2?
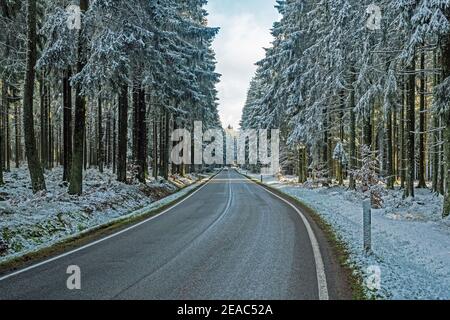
0,167,210,262
245,171,450,300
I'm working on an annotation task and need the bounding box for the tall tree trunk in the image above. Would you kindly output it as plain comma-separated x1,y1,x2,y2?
322,106,330,186
106,105,111,166
23,0,46,192
40,76,49,169
58,124,62,166
442,15,450,217
418,51,427,188
5,88,10,172
439,116,445,194
349,109,356,190
405,57,416,198
349,71,356,190
386,109,394,189
14,97,20,168
83,116,87,170
363,112,372,148
152,116,158,178
1,91,3,172
136,87,147,183
432,114,440,192
298,146,304,183
327,120,333,185
400,76,406,189
88,115,93,167
68,0,89,195
444,112,450,217
432,51,439,192
144,98,149,178
338,93,344,186
303,147,308,182
159,112,164,176
47,87,53,169
1,84,6,172
63,68,72,181
393,108,398,181
132,81,139,162
98,97,103,173
371,107,377,155
0,81,5,185
172,120,179,175
163,109,170,180
117,84,128,183
112,104,117,174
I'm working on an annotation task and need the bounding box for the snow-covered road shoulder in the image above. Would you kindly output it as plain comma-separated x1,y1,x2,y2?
0,167,214,264
245,172,450,300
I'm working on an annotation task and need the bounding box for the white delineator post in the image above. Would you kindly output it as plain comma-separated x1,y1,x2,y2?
363,199,372,254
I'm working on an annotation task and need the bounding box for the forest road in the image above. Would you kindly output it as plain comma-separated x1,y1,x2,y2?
0,169,351,300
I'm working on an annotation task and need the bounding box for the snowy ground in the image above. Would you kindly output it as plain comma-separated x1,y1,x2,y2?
0,167,212,263
243,171,450,300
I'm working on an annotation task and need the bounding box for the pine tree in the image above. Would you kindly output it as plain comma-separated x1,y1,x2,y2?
418,51,427,188
68,0,89,195
0,81,4,186
98,96,103,173
63,68,72,182
23,0,46,192
440,15,450,217
135,85,146,182
117,84,128,183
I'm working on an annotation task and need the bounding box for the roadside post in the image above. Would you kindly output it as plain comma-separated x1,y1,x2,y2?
363,199,372,254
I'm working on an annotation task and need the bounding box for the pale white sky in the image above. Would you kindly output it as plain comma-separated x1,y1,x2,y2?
206,0,279,129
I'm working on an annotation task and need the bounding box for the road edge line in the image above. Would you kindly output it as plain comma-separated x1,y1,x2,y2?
241,172,329,300
0,171,220,282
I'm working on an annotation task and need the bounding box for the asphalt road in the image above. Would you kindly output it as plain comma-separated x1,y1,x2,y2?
0,169,341,300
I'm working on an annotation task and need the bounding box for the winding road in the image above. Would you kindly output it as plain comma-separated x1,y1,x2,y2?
0,169,348,300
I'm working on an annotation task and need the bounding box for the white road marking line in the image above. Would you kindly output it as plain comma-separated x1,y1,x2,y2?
205,170,234,229
111,174,234,298
244,174,330,300
0,174,219,282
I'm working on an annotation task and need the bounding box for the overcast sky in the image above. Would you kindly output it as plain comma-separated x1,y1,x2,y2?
206,0,279,129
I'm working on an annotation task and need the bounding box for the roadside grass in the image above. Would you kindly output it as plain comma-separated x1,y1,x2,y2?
242,173,368,300
0,172,218,275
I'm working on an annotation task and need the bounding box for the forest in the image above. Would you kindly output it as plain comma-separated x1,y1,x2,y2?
0,0,449,301
240,0,450,217
0,0,221,195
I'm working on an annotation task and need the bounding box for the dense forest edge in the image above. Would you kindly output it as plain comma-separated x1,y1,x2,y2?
0,0,222,195
240,0,450,217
